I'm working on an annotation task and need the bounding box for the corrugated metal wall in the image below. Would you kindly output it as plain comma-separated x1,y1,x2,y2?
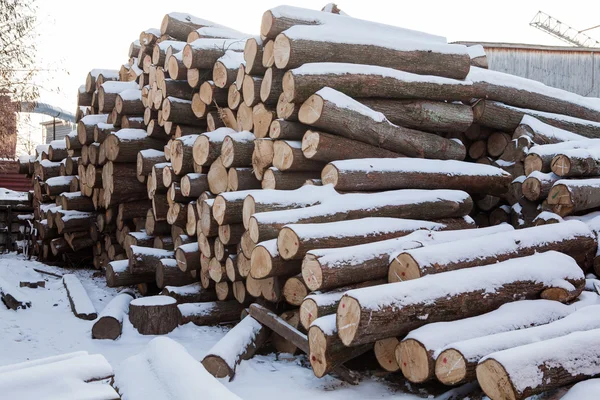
484,47,600,97
44,123,74,144
0,161,31,192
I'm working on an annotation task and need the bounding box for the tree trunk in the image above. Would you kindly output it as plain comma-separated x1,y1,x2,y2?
199,200,219,237
244,38,266,75
156,258,196,288
242,75,263,107
192,128,236,166
299,89,466,160
170,134,198,175
261,168,318,190
178,300,243,325
221,132,255,168
336,251,584,347
251,138,274,180
302,130,402,163
250,239,302,279
260,67,284,105
129,245,174,275
547,179,600,216
207,156,228,195
105,130,164,162
272,140,325,171
175,242,200,272
249,189,473,243
270,119,307,140
129,296,179,334
228,168,261,191
92,289,135,340
522,172,560,201
200,80,228,106
322,158,511,195
551,148,600,177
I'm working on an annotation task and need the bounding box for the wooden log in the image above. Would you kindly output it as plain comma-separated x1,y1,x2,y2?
186,202,199,236
522,171,560,201
221,132,255,168
105,129,164,162
302,130,401,163
45,176,75,197
213,50,245,88
162,96,204,125
63,274,97,320
0,278,31,310
299,88,466,160
129,246,174,275
260,67,284,105
274,30,470,80
92,289,135,340
129,296,179,335
322,158,511,195
192,127,237,166
282,275,308,306
477,327,600,400
202,315,269,379
279,217,460,261
251,138,274,180
304,225,511,292
269,119,307,140
161,282,217,303
178,301,243,325
98,81,139,113
207,156,228,194
262,40,274,68
242,75,263,107
261,168,317,190
547,178,600,216
337,251,584,347
218,223,245,246
175,242,200,272
244,38,266,75
182,38,245,70
399,299,572,384
249,189,473,243
77,114,108,145
437,303,600,387
156,258,196,288
299,280,386,330
250,239,302,279
171,134,198,175
375,338,401,372
227,168,260,191
106,260,153,287
551,147,600,177
283,63,474,104
200,80,228,106
237,102,253,131
389,220,596,280
487,132,511,157
137,149,166,178
115,89,144,115
225,255,242,282
308,314,372,378
55,210,95,234
272,140,325,171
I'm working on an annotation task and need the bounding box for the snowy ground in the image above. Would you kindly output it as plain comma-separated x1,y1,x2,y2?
0,253,432,399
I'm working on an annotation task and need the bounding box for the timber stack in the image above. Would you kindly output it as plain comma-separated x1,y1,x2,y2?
18,4,600,399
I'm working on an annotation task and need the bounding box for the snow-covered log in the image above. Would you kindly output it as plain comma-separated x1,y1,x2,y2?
552,147,600,177
220,131,256,168
477,327,600,400
524,139,600,175
114,337,241,400
336,251,584,347
322,158,511,195
104,129,164,163
437,303,600,386
303,224,511,291
129,246,174,275
106,259,154,287
171,134,199,175
301,130,402,162
63,274,97,320
522,171,560,201
182,38,245,70
399,299,572,383
192,127,237,166
0,277,31,310
278,217,464,261
161,282,218,303
249,189,473,243
299,88,466,160
77,114,109,146
547,178,600,217
202,316,269,379
272,140,325,171
156,258,196,288
561,379,600,400
250,239,302,279
92,289,135,340
178,301,243,326
129,296,179,335
389,220,596,281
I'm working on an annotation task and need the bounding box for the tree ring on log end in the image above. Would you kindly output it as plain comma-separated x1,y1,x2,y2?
435,349,467,385
336,296,361,346
308,326,328,377
398,339,430,383
301,130,320,158
273,34,291,69
302,254,323,291
476,358,517,400
551,155,570,177
250,245,272,279
277,227,300,260
388,254,422,283
320,164,339,187
374,337,400,372
298,94,324,125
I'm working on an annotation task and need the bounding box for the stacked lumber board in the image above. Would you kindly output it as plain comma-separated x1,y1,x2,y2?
18,3,600,398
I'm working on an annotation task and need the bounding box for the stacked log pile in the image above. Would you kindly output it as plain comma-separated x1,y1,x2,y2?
19,4,600,399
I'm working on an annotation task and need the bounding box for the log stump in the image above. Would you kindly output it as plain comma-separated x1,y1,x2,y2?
129,295,179,335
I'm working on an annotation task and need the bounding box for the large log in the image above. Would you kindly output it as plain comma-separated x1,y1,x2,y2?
337,251,584,347
524,140,600,175
299,88,466,160
227,168,261,191
322,158,511,195
436,303,600,387
160,12,221,41
389,220,596,281
272,140,325,171
283,63,474,104
547,178,600,217
202,315,269,379
92,289,135,340
105,129,164,162
129,296,179,335
477,327,600,400
129,246,174,275
278,217,458,261
192,127,237,166
182,38,245,70
63,274,97,320
302,130,402,163
522,171,560,201
175,242,200,272
77,114,109,145
551,147,600,177
303,224,510,292
250,239,302,279
98,81,139,113
171,135,198,175
399,299,572,384
248,189,473,243
161,282,217,303
261,168,317,190
221,132,255,168
274,27,470,79
213,50,245,88
106,260,154,287
178,301,243,325
156,258,196,288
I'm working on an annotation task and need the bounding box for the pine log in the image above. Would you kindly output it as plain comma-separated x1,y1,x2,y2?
161,282,217,303
522,171,560,201
156,258,196,288
221,132,255,168
249,189,473,243
250,239,302,279
261,168,317,190
199,80,228,106
269,119,307,140
282,275,308,306
374,338,401,372
477,328,600,400
272,140,325,171
251,138,274,180
202,315,269,379
129,296,179,335
399,299,572,384
243,38,266,75
547,178,600,216
199,199,219,237
137,149,166,178
213,50,245,88
303,224,511,292
336,251,584,347
207,156,228,194
92,289,135,340
178,301,243,325
551,147,600,177
175,242,201,272
192,127,237,166
237,103,254,131
105,129,164,162
227,168,261,191
171,134,198,175
129,246,174,275
299,88,466,160
260,67,284,105
77,114,109,145
182,39,245,70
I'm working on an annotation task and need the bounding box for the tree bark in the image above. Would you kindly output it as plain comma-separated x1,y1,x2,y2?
178,300,243,325
227,168,261,191
547,179,600,216
302,130,402,163
129,296,179,334
262,168,318,190
161,282,218,303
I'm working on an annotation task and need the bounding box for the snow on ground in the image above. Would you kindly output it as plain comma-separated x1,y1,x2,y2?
0,253,420,399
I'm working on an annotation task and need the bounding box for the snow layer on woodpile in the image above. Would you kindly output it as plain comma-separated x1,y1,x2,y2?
113,129,148,141
45,176,75,186
555,178,600,189
346,251,582,311
217,50,246,67
330,158,510,177
167,12,226,29
178,301,216,317
89,69,119,79
292,62,473,86
98,290,135,320
39,159,61,168
80,114,108,125
130,295,175,307
118,89,142,102
466,45,486,59
202,127,237,141
227,131,256,143
562,378,600,399
521,115,587,142
48,139,67,150
164,282,203,296
139,149,164,158
310,314,336,335
188,38,247,52
100,81,138,94
247,184,338,205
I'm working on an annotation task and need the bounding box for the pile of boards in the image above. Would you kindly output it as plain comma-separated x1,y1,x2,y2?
18,4,600,399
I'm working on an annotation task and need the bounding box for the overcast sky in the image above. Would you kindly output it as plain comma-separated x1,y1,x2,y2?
32,0,600,115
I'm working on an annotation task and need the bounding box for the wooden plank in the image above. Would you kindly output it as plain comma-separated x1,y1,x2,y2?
249,303,308,353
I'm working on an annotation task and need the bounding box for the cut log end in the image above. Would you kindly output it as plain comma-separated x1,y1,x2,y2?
277,227,300,260
524,154,543,175
250,245,272,279
320,164,338,186
387,254,422,283
283,277,307,306
213,196,226,225
476,358,518,400
302,255,323,291
273,34,291,69
336,296,361,346
301,130,320,158
300,298,318,330
522,177,542,202
551,155,571,177
298,94,323,125
374,338,401,372
435,349,467,386
91,317,121,340
202,356,234,379
308,326,329,378
398,339,430,383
